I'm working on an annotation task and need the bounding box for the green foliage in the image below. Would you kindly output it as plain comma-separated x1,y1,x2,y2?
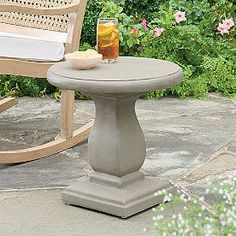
81,0,101,46
121,0,166,20
98,0,236,99
200,56,236,98
0,75,54,97
149,176,236,235
0,0,235,99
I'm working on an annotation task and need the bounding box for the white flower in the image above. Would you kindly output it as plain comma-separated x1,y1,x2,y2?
227,217,233,224
156,215,164,220
199,196,205,202
204,224,213,235
221,221,226,226
154,192,158,197
218,189,224,194
163,195,171,202
209,218,214,223
159,207,164,212
162,189,167,194
234,221,236,228
185,228,190,234
178,214,183,222
220,213,225,219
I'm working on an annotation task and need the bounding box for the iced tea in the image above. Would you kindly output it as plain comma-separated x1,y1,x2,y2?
97,19,119,63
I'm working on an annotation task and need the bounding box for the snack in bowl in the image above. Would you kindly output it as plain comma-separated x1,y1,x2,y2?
65,49,103,69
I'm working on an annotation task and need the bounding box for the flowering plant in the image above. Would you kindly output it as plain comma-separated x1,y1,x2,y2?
148,176,236,236
1,0,235,99
98,0,236,99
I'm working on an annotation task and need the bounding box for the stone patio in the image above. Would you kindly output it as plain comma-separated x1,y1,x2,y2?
0,94,235,235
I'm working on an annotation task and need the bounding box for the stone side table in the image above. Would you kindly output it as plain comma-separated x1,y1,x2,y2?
47,57,183,218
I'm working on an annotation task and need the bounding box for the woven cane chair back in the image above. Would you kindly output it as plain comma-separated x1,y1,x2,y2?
0,0,73,32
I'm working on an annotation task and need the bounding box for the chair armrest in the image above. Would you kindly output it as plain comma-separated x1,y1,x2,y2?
0,0,81,15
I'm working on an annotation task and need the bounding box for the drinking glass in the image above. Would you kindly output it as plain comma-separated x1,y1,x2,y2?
97,18,119,63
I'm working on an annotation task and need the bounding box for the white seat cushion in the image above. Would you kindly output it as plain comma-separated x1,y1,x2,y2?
0,23,67,61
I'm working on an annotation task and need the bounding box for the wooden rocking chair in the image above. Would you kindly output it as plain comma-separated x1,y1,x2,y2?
0,0,93,164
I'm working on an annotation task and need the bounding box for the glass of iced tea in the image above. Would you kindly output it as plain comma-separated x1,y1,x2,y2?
97,18,119,63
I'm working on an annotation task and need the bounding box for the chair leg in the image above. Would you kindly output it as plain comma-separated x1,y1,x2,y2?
0,97,18,112
60,90,74,139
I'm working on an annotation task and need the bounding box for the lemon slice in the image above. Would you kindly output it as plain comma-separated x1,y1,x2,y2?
98,23,116,37
103,22,115,27
100,40,114,48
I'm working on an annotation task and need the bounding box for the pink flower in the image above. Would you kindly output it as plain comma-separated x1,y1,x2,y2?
174,11,187,24
131,27,137,34
222,19,234,29
154,28,165,37
217,23,229,35
141,19,147,30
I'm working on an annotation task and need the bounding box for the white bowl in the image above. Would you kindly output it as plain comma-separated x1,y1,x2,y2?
65,53,103,70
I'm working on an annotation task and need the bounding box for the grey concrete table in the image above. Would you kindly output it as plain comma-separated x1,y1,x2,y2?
47,57,183,218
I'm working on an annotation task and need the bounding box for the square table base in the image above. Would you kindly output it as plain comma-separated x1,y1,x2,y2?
62,172,175,218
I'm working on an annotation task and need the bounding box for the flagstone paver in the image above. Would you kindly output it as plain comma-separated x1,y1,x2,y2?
0,94,235,235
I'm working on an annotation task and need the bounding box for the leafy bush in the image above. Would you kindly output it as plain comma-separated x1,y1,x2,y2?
0,0,235,99
0,75,54,97
120,0,166,20
98,0,236,98
81,0,101,46
148,175,236,235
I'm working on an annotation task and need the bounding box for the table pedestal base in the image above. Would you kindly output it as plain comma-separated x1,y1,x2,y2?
62,171,175,218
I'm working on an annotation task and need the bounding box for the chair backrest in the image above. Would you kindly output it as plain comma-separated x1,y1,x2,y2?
0,0,88,77
0,0,73,32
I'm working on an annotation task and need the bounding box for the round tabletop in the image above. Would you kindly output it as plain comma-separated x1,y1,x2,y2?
47,57,183,94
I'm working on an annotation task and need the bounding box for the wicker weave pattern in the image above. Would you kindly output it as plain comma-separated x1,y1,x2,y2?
0,0,74,32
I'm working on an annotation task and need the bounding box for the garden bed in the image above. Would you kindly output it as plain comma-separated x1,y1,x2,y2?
0,0,235,99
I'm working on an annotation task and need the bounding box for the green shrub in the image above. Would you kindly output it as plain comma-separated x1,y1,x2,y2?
99,0,236,99
0,0,235,100
0,75,54,97
81,0,101,46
